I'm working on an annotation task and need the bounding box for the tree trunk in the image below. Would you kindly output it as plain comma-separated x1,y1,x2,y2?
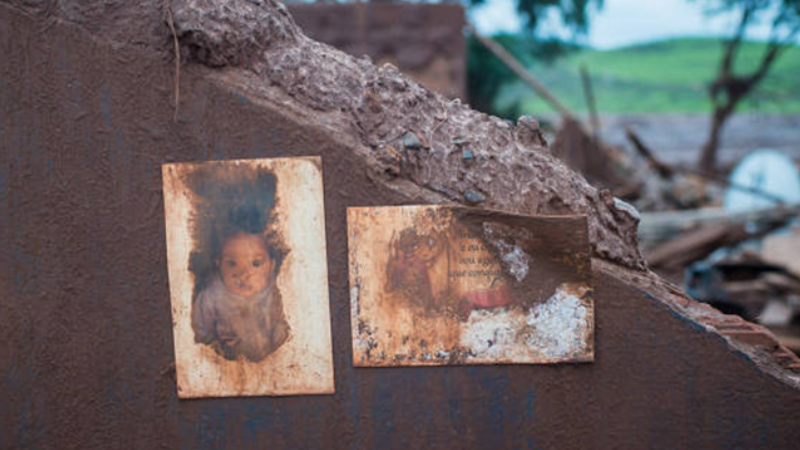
698,103,733,173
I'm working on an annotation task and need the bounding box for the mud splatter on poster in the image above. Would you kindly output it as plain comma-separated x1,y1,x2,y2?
163,157,334,398
348,205,594,366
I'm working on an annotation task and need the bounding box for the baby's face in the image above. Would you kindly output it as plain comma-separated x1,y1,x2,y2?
219,232,273,298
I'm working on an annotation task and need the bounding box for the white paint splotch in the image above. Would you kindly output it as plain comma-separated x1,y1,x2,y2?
459,308,525,359
483,224,530,282
458,283,593,362
524,283,592,359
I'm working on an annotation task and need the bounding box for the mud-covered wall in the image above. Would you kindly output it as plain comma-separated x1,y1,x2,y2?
287,3,466,100
2,3,800,450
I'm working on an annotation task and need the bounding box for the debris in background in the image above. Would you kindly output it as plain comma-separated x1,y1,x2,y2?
552,117,637,194
724,149,800,212
625,131,800,354
625,126,675,179
580,64,601,140
762,225,800,278
288,2,467,99
639,205,800,250
686,254,800,320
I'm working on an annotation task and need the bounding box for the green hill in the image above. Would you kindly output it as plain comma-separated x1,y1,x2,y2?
495,37,800,114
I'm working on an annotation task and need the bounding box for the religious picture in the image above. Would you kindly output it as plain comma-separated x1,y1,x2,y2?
348,205,594,366
163,157,334,398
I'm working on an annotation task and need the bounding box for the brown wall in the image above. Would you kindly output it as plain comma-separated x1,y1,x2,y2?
2,4,800,449
288,3,466,100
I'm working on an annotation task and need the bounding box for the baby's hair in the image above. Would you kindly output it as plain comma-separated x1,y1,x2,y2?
211,219,285,271
184,162,288,300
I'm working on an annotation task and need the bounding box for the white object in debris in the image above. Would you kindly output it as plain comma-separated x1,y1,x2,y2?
724,149,800,212
758,299,794,327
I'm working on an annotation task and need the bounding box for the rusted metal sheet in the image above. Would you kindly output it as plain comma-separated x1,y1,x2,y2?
163,157,334,398
348,205,594,366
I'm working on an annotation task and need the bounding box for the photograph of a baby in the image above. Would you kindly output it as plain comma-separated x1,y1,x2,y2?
193,230,289,361
188,167,290,362
164,156,335,398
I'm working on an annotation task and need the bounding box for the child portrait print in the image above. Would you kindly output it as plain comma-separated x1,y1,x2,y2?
163,157,334,398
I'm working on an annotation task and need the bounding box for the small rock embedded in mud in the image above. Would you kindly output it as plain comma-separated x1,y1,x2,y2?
516,115,540,129
402,132,423,149
462,148,474,161
516,115,547,147
464,190,485,204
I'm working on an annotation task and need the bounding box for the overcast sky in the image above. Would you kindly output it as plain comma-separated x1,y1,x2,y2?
469,0,789,49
